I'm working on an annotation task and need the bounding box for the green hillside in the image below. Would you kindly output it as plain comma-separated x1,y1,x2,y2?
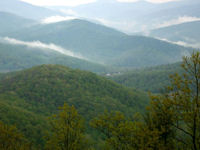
0,42,108,73
0,65,149,147
109,63,183,93
7,19,192,68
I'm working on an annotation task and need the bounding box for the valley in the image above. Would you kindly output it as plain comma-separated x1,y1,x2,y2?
0,0,200,149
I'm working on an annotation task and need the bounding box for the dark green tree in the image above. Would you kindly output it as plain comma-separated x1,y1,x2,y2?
0,121,31,150
91,111,141,150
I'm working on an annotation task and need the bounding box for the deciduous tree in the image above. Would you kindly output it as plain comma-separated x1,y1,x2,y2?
45,103,87,150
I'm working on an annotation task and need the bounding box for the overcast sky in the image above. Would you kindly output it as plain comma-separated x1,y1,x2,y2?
20,0,181,6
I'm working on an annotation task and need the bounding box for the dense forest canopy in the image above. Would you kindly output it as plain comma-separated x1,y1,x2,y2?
0,64,148,148
0,1,199,149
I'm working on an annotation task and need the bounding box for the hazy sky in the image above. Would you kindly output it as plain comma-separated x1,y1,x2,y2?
20,0,181,6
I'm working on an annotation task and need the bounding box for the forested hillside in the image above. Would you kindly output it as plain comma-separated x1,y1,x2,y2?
0,65,148,148
0,0,199,149
0,42,108,73
110,63,183,93
6,19,192,68
1,53,199,150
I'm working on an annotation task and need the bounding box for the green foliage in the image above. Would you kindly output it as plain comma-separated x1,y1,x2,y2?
0,65,148,117
110,63,183,93
91,52,200,150
0,64,149,148
143,94,176,150
0,93,47,147
45,103,87,150
144,52,200,150
91,111,139,150
0,121,32,150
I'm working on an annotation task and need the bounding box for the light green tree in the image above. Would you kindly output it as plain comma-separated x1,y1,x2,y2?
45,103,87,150
149,52,200,150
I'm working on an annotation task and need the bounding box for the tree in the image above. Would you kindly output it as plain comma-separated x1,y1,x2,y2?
45,103,87,150
91,111,141,150
142,94,176,150
149,52,200,150
91,52,200,150
0,121,31,150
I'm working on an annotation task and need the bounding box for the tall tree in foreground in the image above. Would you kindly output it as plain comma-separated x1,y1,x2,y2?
91,111,138,150
150,52,200,150
0,121,31,150
45,103,87,150
171,52,200,149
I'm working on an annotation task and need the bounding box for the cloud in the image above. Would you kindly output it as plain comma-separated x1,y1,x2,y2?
20,0,181,6
20,0,96,6
117,0,139,2
145,0,181,3
59,9,78,16
116,0,181,3
41,16,77,24
95,18,137,33
1,37,85,59
157,37,200,49
156,16,200,28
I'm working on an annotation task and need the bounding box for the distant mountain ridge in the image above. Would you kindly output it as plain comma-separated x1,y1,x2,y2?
0,41,108,73
0,11,36,34
150,21,200,48
6,19,192,68
50,0,200,33
0,0,64,20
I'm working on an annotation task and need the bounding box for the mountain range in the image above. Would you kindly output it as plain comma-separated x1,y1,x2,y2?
0,0,64,20
0,0,199,149
0,39,108,73
150,20,200,48
50,0,200,33
0,11,36,34
2,16,192,68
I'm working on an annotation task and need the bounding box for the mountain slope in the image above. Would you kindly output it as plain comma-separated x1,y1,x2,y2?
0,65,149,146
0,0,63,20
0,41,108,73
0,65,148,116
51,0,200,32
109,63,183,93
150,21,200,48
0,11,36,34
7,19,192,68
0,94,47,146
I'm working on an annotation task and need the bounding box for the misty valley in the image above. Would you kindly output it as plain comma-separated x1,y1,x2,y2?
0,0,200,149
